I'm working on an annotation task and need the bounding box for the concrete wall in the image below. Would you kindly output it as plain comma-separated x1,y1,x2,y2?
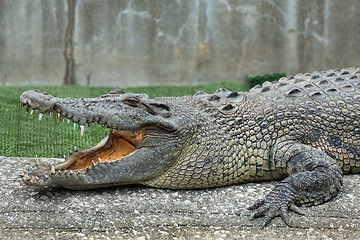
0,0,359,87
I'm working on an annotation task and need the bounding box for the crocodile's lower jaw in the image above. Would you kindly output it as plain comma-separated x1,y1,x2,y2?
20,128,144,187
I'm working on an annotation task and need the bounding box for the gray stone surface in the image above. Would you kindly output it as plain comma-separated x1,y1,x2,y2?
1,156,360,239
0,0,67,85
1,1,360,86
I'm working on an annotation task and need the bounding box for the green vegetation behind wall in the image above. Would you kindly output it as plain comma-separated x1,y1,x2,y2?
246,73,286,88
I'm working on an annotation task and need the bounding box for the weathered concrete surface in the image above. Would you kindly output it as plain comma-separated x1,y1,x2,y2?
1,157,360,239
1,1,360,86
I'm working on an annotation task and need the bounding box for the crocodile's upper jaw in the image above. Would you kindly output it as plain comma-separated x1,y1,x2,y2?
19,89,183,189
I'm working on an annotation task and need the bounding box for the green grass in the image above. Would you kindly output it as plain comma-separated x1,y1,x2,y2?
0,82,250,158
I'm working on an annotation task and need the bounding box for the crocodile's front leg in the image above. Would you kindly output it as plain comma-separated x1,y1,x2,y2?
248,140,343,228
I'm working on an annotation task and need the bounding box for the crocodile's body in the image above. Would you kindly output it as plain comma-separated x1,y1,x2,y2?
20,68,360,228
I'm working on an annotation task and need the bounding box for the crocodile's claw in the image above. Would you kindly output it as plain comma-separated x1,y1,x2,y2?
247,184,305,228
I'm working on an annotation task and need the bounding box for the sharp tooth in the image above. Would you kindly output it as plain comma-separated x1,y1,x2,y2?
35,176,40,181
58,113,61,118
23,175,31,181
63,118,65,122
51,165,55,174
45,175,49,179
80,125,85,136
98,158,102,164
30,109,34,115
67,119,70,124
19,174,25,177
49,112,52,117
73,123,77,130
39,113,43,121
74,146,78,152
92,160,96,167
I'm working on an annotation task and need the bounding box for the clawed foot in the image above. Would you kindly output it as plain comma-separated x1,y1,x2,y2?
247,198,305,228
246,183,305,228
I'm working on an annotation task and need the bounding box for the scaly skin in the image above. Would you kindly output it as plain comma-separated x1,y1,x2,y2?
20,68,360,228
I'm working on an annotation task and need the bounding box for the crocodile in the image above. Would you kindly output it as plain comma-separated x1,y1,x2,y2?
20,68,360,228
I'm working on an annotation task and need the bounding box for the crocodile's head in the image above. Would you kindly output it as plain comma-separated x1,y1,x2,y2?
19,89,192,189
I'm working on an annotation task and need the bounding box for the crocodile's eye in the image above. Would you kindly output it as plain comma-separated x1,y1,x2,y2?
141,102,171,118
122,97,141,107
122,97,171,118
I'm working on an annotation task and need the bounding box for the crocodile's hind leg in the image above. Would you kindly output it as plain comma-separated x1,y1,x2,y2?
248,140,343,228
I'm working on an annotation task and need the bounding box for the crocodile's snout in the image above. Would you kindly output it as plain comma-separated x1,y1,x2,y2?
19,88,183,189
20,89,55,113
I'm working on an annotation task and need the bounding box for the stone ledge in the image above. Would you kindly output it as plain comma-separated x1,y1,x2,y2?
1,157,359,239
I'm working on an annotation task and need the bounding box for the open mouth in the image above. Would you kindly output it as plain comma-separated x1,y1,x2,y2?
56,129,143,171
19,89,179,188
20,106,145,182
